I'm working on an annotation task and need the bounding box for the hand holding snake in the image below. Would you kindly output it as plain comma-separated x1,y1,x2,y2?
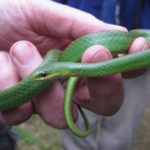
0,0,149,137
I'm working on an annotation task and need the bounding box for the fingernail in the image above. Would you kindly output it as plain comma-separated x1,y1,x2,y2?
0,52,9,66
82,45,112,63
11,41,35,65
131,37,149,53
91,49,112,62
139,38,149,50
141,42,149,50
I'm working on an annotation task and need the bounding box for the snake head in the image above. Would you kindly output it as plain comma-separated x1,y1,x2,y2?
32,62,78,81
32,63,61,80
33,71,49,80
33,70,60,80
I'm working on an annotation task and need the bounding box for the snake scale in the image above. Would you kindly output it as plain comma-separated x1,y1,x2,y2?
1,30,150,137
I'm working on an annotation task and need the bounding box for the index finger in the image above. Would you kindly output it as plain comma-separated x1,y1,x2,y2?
28,0,127,40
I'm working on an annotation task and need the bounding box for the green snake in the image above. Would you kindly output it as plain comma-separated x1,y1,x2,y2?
1,30,150,137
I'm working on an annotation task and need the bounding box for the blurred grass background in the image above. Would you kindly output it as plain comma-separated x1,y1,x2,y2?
131,103,150,150
13,103,150,150
13,115,63,150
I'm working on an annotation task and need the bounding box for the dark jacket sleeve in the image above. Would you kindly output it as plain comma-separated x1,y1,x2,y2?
53,0,150,30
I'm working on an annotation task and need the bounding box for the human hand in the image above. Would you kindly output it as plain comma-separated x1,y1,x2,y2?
122,37,150,78
74,37,150,116
0,0,129,128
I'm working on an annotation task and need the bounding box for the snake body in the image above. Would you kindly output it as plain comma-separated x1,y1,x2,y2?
1,30,150,137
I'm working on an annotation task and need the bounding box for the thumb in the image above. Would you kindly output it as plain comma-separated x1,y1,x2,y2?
10,41,42,78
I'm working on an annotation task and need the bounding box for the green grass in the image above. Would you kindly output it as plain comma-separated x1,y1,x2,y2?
13,115,63,150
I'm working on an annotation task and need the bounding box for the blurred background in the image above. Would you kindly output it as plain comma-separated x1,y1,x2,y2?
13,102,150,150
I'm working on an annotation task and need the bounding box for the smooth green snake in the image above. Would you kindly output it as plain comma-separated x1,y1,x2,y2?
0,30,150,137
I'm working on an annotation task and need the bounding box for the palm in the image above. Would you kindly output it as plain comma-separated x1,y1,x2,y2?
0,0,68,54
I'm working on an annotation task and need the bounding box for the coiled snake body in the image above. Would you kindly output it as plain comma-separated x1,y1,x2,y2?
1,30,150,137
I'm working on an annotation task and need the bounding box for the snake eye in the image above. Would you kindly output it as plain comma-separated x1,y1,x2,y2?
40,71,48,78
